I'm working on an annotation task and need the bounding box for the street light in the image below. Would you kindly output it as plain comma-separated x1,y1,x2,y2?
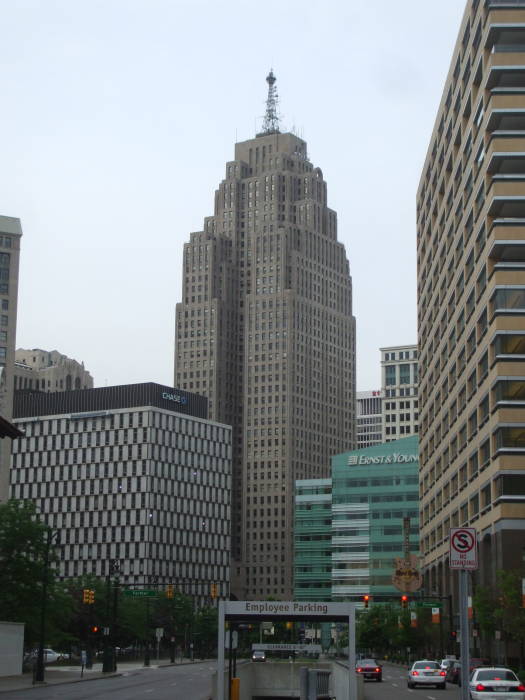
35,530,59,683
102,559,120,673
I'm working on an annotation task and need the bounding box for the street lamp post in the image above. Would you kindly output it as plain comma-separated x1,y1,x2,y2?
144,575,158,667
34,530,59,683
102,559,120,673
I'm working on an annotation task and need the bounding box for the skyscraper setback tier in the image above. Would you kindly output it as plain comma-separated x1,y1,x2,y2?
174,125,356,600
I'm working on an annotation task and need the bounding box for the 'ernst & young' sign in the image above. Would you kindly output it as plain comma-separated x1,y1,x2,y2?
161,392,188,405
348,453,417,466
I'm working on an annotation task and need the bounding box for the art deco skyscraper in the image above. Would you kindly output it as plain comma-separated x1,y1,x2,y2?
175,73,356,599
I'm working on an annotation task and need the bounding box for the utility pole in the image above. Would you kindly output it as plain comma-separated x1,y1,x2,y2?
35,530,59,683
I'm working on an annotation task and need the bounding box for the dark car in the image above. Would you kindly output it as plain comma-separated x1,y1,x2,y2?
457,658,491,686
251,650,266,662
446,660,461,684
356,659,382,682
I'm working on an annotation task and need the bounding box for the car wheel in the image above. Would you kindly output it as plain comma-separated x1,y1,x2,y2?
438,683,446,689
407,681,414,688
377,677,382,682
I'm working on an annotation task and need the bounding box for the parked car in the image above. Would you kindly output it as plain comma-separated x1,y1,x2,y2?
439,657,456,672
407,660,446,690
26,649,60,664
251,650,266,662
469,667,525,700
457,657,491,685
446,660,461,683
355,659,382,681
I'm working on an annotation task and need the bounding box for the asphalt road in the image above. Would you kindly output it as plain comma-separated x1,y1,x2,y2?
6,661,215,700
364,663,461,700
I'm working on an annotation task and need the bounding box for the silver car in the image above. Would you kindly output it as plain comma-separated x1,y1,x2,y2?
407,660,446,689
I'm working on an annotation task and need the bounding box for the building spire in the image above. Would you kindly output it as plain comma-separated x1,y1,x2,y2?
261,69,280,135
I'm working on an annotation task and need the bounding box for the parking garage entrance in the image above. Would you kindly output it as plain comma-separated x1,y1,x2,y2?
216,601,357,700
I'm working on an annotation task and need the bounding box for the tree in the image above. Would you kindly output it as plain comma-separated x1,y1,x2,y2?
494,570,525,667
193,606,217,658
0,500,65,646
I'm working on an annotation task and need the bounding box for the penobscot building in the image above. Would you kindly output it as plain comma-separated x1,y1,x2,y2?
174,72,356,600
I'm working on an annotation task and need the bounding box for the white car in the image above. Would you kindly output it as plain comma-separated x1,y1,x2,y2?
27,648,60,664
407,660,446,689
469,667,525,700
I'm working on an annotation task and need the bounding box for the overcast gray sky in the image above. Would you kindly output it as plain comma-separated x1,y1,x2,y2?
0,0,465,391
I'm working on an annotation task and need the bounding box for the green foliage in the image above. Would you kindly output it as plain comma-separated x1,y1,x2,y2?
193,606,217,657
0,500,64,646
473,584,496,636
494,570,525,646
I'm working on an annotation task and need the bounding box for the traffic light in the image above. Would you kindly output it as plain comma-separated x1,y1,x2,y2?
401,595,408,609
166,584,174,599
83,588,95,604
210,583,218,599
90,625,99,634
286,622,293,630
363,595,370,609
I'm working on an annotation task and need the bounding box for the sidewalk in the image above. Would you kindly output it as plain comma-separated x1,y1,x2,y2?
0,658,194,694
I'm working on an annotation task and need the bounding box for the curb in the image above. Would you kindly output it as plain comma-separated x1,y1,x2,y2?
0,659,206,694
0,672,122,694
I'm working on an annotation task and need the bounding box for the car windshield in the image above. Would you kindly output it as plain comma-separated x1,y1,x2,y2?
414,661,439,669
360,660,378,665
477,670,517,681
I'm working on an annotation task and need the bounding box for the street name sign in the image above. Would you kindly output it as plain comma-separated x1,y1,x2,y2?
122,589,158,598
449,527,478,570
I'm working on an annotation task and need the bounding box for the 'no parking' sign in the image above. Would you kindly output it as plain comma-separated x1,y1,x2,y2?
449,527,478,570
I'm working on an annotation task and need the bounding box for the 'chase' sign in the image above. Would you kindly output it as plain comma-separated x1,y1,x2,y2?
162,392,188,405
348,453,417,466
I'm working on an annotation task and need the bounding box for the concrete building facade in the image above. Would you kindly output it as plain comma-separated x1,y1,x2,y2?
10,383,231,607
174,74,356,599
0,216,22,503
14,348,93,393
356,390,383,449
294,437,420,602
417,0,525,609
380,345,419,443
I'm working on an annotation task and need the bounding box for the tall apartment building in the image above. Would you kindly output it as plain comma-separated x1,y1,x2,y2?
0,216,22,502
417,0,525,606
174,72,356,599
10,383,231,607
14,348,93,392
356,390,383,449
380,345,419,443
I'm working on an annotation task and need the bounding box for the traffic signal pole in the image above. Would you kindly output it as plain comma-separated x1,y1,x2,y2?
459,570,470,700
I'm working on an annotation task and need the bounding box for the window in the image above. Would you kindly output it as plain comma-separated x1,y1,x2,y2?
495,426,525,451
493,333,525,358
495,474,525,498
493,379,525,405
385,366,396,386
492,288,525,314
399,364,411,385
